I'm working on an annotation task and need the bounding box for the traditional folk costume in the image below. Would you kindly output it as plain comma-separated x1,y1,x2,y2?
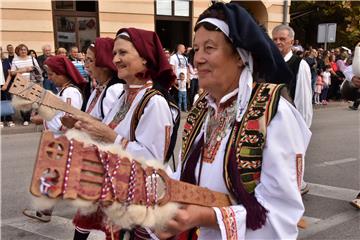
45,85,83,136
172,3,312,239
74,28,179,240
43,56,86,136
84,38,124,120
73,38,125,239
22,56,86,222
104,28,179,164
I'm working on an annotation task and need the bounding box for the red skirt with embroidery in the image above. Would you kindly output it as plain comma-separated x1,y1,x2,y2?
73,207,119,240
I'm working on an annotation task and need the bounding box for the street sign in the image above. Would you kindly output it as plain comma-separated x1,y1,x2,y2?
317,23,337,43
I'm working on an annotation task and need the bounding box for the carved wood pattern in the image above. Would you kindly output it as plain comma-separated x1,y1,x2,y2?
8,74,92,120
31,131,231,208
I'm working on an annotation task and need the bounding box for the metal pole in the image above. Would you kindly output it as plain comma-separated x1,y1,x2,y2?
283,0,289,24
324,24,328,50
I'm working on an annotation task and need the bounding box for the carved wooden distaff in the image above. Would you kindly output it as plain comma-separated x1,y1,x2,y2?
8,74,90,119
31,131,231,208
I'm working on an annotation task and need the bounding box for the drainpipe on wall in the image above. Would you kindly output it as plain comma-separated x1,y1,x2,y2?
283,0,289,24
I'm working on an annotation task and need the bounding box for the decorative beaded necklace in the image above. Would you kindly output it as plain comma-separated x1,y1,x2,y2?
202,96,237,163
108,81,152,129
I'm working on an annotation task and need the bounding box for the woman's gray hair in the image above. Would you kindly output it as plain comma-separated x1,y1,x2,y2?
272,24,295,40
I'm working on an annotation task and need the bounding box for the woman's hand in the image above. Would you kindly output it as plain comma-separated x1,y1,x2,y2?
30,112,43,125
155,205,217,239
72,115,117,143
60,115,78,129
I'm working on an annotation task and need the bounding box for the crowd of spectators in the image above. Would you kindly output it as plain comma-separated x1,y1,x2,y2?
1,43,90,127
293,41,354,105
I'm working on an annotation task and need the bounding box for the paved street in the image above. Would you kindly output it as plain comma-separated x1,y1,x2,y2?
1,101,359,239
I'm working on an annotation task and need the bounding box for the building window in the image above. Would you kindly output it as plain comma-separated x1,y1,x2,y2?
155,0,192,52
174,0,190,17
156,0,172,16
52,1,99,53
156,0,190,17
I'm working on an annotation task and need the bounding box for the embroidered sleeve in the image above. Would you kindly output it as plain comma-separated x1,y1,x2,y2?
213,206,246,240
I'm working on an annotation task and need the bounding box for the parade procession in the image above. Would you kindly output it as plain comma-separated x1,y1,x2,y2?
1,1,359,240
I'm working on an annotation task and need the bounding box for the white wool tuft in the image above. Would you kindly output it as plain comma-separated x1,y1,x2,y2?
31,196,59,211
103,202,179,230
63,129,177,230
11,95,33,111
69,199,99,215
37,104,58,121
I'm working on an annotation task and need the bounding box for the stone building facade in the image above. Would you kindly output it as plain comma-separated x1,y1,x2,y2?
0,0,289,54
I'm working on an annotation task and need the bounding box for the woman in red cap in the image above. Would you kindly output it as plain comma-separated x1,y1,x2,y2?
82,38,124,120
23,55,87,222
71,28,180,240
72,37,124,240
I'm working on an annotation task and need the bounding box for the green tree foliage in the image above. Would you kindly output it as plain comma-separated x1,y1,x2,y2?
290,1,360,50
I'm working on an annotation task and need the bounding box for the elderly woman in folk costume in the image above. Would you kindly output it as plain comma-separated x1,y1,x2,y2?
71,37,124,240
22,55,87,221
82,38,124,120
152,2,311,240
70,27,179,240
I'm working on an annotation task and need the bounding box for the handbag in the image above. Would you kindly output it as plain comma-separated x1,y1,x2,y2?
30,57,43,82
0,100,15,116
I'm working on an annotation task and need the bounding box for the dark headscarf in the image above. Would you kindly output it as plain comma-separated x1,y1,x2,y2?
115,28,176,90
93,37,117,73
44,56,87,88
196,2,293,85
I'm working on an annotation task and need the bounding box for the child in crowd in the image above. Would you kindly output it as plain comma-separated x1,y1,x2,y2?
321,65,332,105
178,72,187,112
315,69,323,104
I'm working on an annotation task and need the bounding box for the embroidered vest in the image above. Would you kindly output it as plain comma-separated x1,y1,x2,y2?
130,88,180,163
181,83,284,195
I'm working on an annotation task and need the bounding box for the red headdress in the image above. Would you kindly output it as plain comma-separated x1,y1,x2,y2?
115,28,176,90
93,37,117,73
44,56,87,88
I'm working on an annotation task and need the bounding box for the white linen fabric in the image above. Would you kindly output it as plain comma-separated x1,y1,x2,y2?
103,85,177,162
85,83,124,120
173,95,311,240
45,86,83,136
284,51,313,128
